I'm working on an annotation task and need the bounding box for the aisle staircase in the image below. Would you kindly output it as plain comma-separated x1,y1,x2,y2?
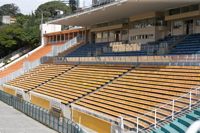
152,107,200,133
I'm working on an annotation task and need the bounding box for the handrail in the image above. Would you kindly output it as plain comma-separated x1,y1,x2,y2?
136,87,200,132
0,37,84,85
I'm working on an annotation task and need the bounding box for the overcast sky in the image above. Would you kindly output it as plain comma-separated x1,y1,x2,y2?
0,0,92,15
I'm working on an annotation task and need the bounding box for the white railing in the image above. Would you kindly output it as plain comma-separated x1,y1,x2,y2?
0,37,83,85
48,37,79,56
0,45,44,71
134,87,200,133
66,86,200,133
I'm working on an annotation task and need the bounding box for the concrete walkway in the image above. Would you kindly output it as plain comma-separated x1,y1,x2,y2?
0,101,57,133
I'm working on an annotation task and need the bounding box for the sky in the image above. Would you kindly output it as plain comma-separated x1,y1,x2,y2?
0,0,92,15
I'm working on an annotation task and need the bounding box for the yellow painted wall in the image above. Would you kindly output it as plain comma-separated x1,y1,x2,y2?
31,95,50,110
73,109,111,133
3,87,16,96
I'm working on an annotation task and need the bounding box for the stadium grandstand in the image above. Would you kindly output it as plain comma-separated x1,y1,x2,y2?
1,0,200,133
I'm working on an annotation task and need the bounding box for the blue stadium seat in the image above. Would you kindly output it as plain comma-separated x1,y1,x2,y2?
169,34,200,55
65,33,200,57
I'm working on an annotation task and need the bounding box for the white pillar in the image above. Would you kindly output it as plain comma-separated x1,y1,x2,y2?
154,109,157,128
136,117,139,133
172,100,175,120
119,116,124,130
189,91,192,110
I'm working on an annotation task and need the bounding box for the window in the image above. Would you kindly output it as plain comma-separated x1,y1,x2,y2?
189,4,199,12
61,34,64,41
53,36,56,42
132,17,163,29
196,19,200,26
57,35,61,42
96,32,102,39
169,4,199,16
181,6,189,13
173,21,183,29
103,32,108,39
109,31,115,38
130,34,154,40
169,8,180,15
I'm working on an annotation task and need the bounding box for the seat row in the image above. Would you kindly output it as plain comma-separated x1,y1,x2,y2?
75,65,200,129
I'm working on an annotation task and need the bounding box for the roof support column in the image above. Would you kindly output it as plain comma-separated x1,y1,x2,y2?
64,33,66,42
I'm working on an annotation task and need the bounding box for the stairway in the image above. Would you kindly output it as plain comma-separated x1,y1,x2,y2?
152,108,200,133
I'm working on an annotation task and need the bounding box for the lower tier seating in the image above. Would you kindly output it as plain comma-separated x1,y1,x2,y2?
75,65,200,129
152,107,200,133
8,64,73,91
33,64,132,104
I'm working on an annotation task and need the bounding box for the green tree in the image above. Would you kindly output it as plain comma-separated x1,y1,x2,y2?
0,3,20,16
0,1,71,58
35,1,71,18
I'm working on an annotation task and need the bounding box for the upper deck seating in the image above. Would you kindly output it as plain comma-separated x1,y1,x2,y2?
64,35,183,57
65,42,147,57
66,43,110,57
75,65,200,129
64,33,200,58
169,34,200,55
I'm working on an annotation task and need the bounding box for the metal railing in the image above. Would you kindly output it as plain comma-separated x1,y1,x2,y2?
42,54,200,66
0,90,85,133
41,36,84,64
49,36,82,57
0,37,83,85
134,87,200,133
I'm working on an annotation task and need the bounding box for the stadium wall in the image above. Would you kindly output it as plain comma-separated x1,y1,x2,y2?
30,94,51,110
3,87,16,96
72,109,111,133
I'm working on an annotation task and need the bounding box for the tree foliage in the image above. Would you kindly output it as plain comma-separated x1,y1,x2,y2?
0,1,71,58
0,3,20,16
35,1,71,18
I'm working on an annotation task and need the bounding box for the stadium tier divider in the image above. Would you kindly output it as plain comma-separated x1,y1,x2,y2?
43,54,200,66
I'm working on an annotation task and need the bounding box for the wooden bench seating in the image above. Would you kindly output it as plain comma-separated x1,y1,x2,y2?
8,64,73,90
32,64,132,104
75,65,200,129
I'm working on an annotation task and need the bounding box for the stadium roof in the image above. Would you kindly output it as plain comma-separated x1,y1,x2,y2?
48,0,199,26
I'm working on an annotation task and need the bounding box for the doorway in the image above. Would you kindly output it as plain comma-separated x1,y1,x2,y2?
185,20,193,35
91,32,96,43
115,31,121,42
